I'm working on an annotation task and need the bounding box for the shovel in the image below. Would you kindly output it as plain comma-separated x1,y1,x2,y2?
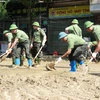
46,60,58,71
33,46,43,65
88,49,98,63
85,49,98,66
0,52,7,58
0,52,10,62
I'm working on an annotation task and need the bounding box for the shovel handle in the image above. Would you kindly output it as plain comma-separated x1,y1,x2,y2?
34,46,43,60
88,49,98,62
0,52,7,58
55,61,58,64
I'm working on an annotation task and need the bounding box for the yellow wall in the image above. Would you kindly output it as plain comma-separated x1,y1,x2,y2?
49,5,93,19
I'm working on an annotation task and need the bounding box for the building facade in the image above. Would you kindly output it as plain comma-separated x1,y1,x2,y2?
47,0,94,54
1,0,99,54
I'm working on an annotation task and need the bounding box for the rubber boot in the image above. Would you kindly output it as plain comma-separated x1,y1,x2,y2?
15,58,20,65
12,58,20,68
70,60,76,72
34,57,38,64
79,61,84,65
35,57,41,65
37,57,41,64
28,58,32,67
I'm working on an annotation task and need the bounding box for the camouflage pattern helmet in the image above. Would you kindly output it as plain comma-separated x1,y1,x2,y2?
3,30,9,35
9,24,18,30
32,22,40,26
71,19,79,24
84,21,94,28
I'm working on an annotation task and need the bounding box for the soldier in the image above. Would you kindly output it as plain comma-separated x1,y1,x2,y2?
3,30,13,49
84,21,100,59
65,19,82,37
7,24,32,68
31,21,46,66
56,32,88,73
3,30,16,66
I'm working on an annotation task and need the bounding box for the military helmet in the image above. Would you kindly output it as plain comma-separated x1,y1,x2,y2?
32,22,40,26
84,21,94,28
3,30,9,35
9,24,18,30
71,19,79,24
58,32,67,39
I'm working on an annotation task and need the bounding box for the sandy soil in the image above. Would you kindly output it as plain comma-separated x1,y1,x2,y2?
0,56,100,100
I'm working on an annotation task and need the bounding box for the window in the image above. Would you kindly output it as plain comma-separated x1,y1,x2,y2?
90,0,100,4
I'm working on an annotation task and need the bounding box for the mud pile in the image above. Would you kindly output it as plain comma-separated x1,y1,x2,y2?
0,58,100,100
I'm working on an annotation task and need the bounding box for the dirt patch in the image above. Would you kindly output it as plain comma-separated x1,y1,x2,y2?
0,57,100,100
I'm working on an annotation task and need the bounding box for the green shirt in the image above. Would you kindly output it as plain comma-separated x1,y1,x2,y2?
33,28,46,43
7,32,13,42
67,24,82,37
93,25,100,41
15,29,29,42
66,34,85,50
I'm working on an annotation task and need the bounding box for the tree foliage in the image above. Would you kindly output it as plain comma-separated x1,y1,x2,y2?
0,2,9,20
18,0,38,8
0,0,52,20
18,0,52,6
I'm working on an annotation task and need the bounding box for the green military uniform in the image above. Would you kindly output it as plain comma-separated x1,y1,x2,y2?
3,30,16,65
9,24,32,67
84,21,100,41
65,34,88,62
66,34,85,50
84,21,100,61
6,33,15,64
66,19,82,37
33,28,46,43
92,25,100,41
15,29,29,42
12,29,31,59
67,24,82,37
14,29,30,66
31,22,46,64
7,33,13,43
58,32,88,72
3,30,13,43
31,28,46,64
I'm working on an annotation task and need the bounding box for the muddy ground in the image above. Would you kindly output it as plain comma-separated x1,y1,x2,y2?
0,56,100,100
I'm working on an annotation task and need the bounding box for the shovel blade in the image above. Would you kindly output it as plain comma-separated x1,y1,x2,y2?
46,62,56,71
